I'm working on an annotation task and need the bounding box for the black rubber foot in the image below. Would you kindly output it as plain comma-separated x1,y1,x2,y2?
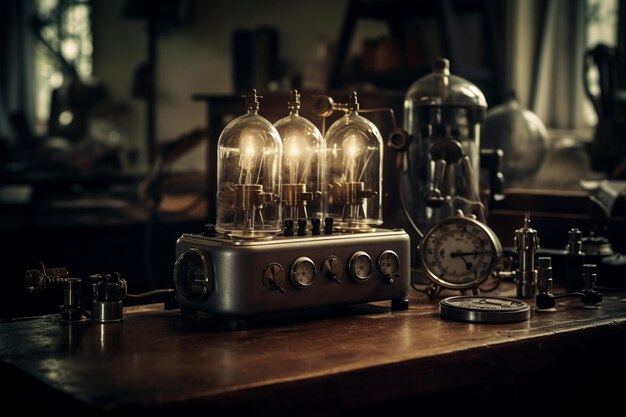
391,298,409,311
227,318,249,331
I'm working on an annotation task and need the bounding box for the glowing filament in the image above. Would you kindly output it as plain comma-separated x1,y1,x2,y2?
283,132,310,185
238,132,261,185
342,134,363,183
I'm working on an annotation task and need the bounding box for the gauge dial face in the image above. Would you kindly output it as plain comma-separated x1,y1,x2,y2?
349,251,373,282
378,250,400,276
420,217,502,289
290,257,317,288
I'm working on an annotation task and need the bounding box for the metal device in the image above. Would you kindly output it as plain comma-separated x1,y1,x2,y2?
175,227,410,320
439,295,531,323
536,256,556,310
60,277,82,320
514,214,539,298
24,264,70,294
536,257,603,310
403,58,488,231
419,211,503,291
174,92,411,326
581,264,603,306
91,273,126,323
565,228,585,291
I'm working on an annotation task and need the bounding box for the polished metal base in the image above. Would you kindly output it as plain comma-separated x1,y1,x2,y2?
92,300,124,323
439,296,531,323
174,228,410,317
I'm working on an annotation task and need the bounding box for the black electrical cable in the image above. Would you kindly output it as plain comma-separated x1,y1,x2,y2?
594,286,626,292
552,292,585,299
126,288,175,299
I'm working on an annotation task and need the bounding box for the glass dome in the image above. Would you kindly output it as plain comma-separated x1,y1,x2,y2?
325,92,382,230
482,95,548,184
216,90,282,238
274,90,325,222
403,58,487,229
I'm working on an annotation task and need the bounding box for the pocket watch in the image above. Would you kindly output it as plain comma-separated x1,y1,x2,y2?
419,213,503,290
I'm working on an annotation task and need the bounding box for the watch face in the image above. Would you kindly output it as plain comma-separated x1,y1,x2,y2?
420,217,502,289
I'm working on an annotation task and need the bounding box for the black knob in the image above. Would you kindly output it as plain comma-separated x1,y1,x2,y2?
202,223,218,236
284,219,294,236
324,217,334,234
383,274,397,285
297,218,307,236
311,218,321,235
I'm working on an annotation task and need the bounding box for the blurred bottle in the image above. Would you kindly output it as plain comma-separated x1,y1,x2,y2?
482,92,548,185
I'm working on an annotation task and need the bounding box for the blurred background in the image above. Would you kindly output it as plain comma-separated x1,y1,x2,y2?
1,0,624,318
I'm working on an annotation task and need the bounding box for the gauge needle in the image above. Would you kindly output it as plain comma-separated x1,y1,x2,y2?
451,250,474,270
451,250,485,257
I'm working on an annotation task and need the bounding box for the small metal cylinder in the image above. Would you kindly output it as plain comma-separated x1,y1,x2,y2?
537,257,553,294
92,300,123,323
565,228,585,292
514,215,539,299
63,278,82,307
568,228,583,255
582,264,597,292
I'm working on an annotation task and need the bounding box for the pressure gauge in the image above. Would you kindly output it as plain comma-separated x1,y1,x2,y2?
290,257,317,288
419,215,502,290
378,250,400,276
349,251,373,282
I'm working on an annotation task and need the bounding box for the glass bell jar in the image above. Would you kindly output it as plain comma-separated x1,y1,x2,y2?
404,57,487,230
325,92,382,231
274,90,325,222
216,89,282,238
482,93,548,185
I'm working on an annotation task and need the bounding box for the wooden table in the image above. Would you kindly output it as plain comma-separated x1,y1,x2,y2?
1,284,625,416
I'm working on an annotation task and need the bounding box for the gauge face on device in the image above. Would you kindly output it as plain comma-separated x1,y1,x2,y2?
290,257,317,288
378,250,400,276
349,251,373,282
174,248,213,301
420,216,502,289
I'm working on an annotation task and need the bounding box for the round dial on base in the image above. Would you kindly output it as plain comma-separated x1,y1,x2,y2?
174,248,213,301
349,251,373,282
420,215,502,289
321,255,343,283
262,262,285,291
378,250,400,276
290,257,317,288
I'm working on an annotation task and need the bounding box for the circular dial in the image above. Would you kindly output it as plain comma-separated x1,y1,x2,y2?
420,216,502,289
290,257,317,288
174,248,213,301
262,263,285,292
378,250,400,276
321,256,343,283
349,251,373,282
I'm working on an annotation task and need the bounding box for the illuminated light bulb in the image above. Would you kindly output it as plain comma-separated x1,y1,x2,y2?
238,130,262,186
216,89,282,238
325,92,383,231
342,133,364,183
275,90,324,222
